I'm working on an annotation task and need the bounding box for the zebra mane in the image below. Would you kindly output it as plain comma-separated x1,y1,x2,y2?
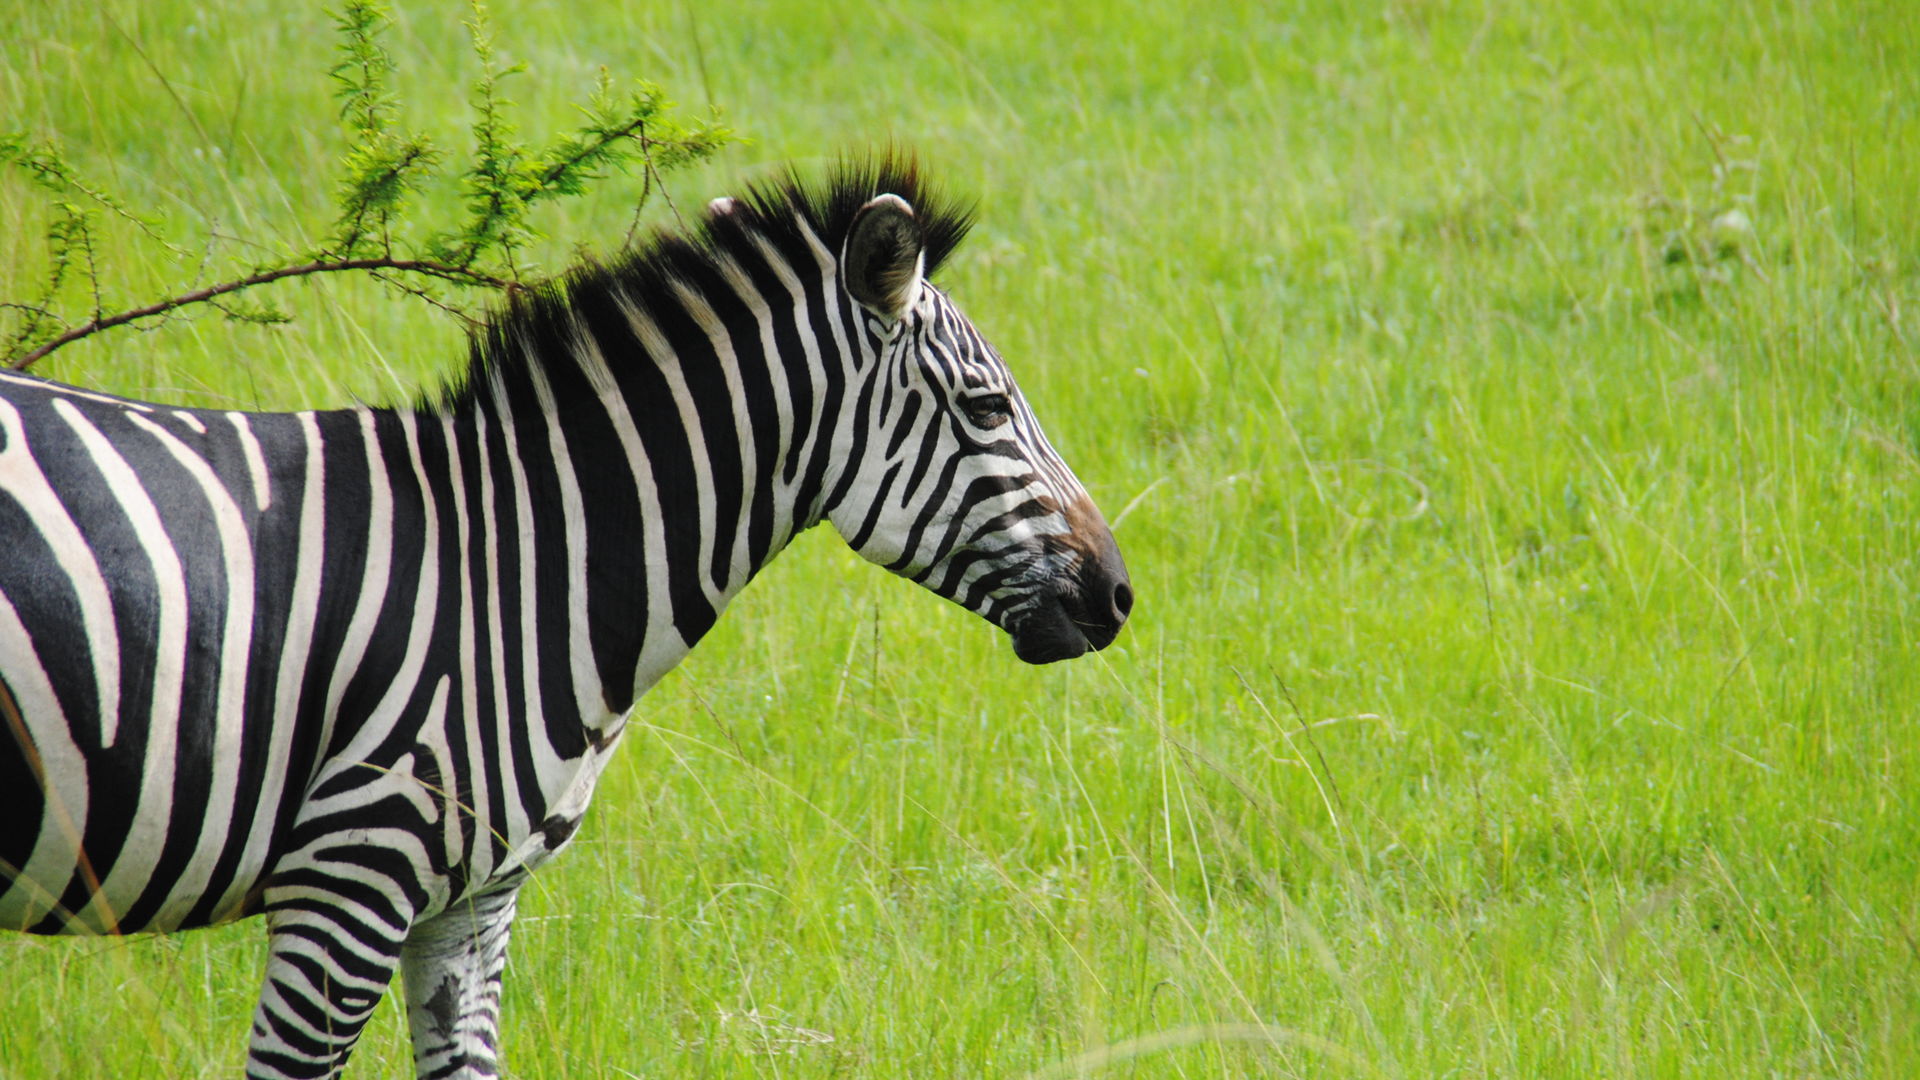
443,156,975,408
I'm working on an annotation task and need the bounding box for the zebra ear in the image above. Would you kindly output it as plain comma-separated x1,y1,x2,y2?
843,193,925,323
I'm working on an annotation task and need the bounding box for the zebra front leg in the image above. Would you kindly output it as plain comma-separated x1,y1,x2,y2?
400,885,519,1078
247,901,410,1079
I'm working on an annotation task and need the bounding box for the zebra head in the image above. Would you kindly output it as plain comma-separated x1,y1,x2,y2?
824,192,1131,664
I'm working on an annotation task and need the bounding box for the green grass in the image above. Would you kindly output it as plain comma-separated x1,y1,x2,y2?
3,0,1917,1076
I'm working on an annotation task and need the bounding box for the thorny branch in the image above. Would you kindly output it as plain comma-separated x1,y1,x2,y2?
1,0,730,373
8,258,515,371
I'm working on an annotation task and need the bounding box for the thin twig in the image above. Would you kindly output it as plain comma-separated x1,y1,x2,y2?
0,302,68,324
334,143,432,254
646,151,686,231
1,302,71,361
10,257,513,370
534,116,651,193
366,270,486,329
625,163,658,249
80,218,103,326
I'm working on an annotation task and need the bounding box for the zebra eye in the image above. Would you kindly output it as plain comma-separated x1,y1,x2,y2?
962,392,1012,428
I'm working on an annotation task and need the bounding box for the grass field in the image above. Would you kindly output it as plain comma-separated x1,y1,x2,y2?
3,0,1917,1076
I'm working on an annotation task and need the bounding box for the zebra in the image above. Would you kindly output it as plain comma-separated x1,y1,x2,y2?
0,159,1131,1078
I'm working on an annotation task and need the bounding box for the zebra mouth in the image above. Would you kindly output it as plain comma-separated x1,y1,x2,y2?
1010,601,1092,665
1006,553,1132,665
1008,585,1125,665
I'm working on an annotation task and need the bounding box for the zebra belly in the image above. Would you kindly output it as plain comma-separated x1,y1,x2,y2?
0,624,291,935
0,723,281,938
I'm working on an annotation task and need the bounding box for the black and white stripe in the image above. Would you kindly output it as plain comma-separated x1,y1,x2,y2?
0,160,1130,1078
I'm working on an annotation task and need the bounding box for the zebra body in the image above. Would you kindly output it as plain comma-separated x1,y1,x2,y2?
0,163,1130,1078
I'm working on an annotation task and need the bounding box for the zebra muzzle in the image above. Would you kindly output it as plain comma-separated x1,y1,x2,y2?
1010,522,1131,665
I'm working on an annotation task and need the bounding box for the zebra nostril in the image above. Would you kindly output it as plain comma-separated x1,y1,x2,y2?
1110,581,1133,623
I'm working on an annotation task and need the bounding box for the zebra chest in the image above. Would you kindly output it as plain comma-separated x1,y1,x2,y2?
283,686,629,916
499,720,630,878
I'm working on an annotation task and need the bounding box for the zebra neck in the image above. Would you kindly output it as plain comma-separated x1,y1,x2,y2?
457,266,863,720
